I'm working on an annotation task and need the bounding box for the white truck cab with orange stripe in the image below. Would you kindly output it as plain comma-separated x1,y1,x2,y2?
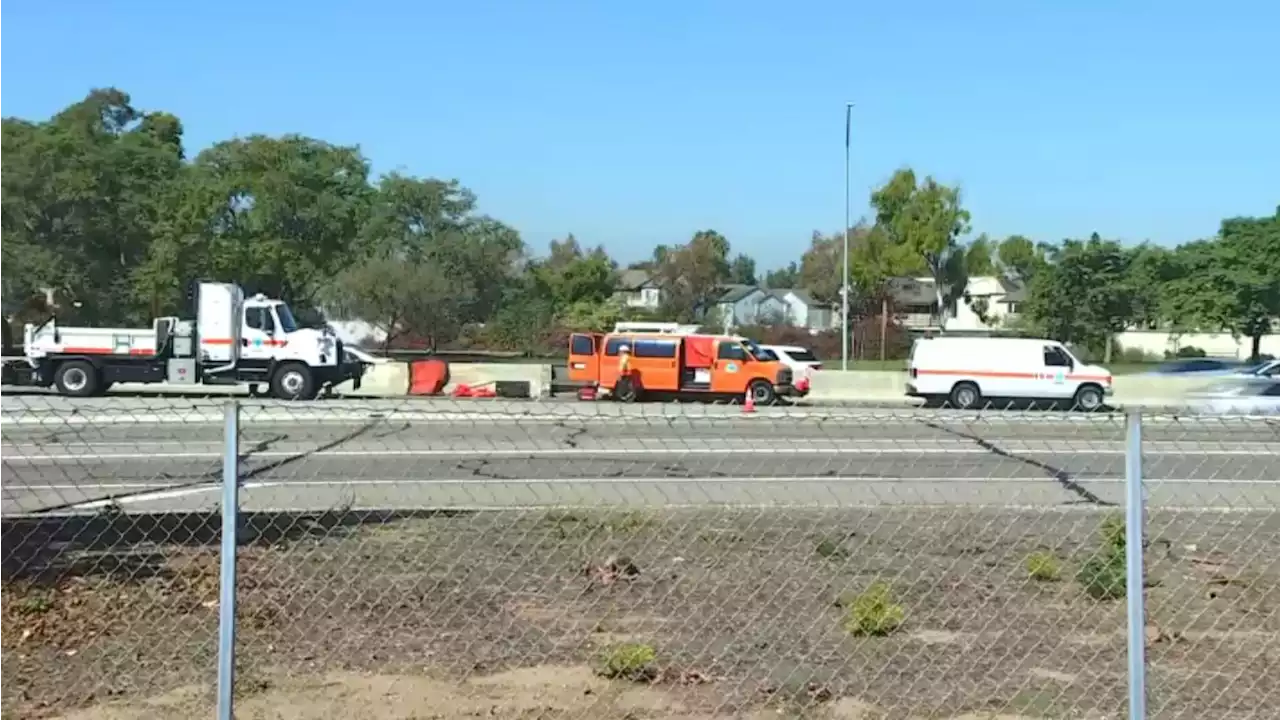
11,282,365,400
906,336,1113,411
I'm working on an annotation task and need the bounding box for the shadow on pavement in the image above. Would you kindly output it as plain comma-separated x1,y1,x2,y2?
0,508,471,587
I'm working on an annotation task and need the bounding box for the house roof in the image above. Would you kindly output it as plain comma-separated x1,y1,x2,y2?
1000,283,1028,303
715,284,763,304
616,269,654,290
773,288,818,307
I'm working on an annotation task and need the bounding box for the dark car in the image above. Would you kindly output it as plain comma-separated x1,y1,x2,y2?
1148,358,1243,375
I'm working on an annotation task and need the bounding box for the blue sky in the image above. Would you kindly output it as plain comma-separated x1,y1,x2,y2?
3,1,1277,269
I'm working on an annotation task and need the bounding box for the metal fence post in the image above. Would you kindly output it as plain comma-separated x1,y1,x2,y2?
1125,407,1147,720
217,400,240,720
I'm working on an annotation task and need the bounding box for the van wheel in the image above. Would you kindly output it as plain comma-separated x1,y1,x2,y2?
614,376,641,403
55,360,101,397
749,379,777,406
949,382,982,410
1073,384,1105,412
271,363,317,401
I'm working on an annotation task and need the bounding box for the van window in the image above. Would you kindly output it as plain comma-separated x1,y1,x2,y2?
1043,345,1073,367
786,348,818,362
570,334,595,355
717,342,748,361
633,339,678,358
604,337,631,356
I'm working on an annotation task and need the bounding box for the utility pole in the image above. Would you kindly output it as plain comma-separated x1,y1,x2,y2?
842,102,854,370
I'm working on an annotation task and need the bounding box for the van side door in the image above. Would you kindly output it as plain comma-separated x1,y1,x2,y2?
567,333,601,385
633,338,680,391
1040,344,1076,399
711,340,750,394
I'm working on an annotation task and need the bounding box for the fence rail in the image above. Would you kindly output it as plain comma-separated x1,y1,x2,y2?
3,397,1278,719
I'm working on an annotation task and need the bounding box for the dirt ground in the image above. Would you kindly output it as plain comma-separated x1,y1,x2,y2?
4,507,1279,719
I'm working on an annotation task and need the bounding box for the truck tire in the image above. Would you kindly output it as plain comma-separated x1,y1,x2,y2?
271,363,317,401
748,378,777,406
1073,384,1105,412
949,382,982,410
55,360,101,398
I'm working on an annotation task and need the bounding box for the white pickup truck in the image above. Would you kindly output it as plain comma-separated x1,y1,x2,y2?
2,282,365,400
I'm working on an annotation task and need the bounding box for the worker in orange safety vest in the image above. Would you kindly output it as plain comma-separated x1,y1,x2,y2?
617,343,633,377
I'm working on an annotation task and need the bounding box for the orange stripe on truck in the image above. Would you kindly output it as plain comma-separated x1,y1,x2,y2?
915,369,1111,382
61,347,155,356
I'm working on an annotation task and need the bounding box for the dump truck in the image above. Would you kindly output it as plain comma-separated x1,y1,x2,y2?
1,282,365,400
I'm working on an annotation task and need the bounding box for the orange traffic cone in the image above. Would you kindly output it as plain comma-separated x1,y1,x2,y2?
742,389,756,414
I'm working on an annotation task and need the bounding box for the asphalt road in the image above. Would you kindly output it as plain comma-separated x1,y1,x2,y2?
3,396,1278,514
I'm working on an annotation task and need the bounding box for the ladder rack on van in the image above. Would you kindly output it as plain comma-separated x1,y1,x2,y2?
612,322,701,335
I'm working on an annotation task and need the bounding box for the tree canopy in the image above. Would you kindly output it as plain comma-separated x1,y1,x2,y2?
4,89,1276,358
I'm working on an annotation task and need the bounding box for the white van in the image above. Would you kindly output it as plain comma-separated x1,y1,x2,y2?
906,336,1113,411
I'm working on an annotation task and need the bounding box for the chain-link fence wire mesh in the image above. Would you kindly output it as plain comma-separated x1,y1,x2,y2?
3,395,1278,718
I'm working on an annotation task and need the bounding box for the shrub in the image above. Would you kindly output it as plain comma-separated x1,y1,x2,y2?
1099,514,1127,552
1078,515,1129,600
1025,551,1062,582
842,581,905,636
1078,549,1127,600
596,642,657,681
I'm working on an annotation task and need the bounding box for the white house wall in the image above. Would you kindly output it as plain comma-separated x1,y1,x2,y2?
1114,331,1280,359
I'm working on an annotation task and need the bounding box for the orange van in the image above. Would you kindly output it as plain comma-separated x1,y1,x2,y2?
567,331,805,404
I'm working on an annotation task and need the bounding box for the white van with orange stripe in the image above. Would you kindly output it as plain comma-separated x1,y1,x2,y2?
906,336,1113,411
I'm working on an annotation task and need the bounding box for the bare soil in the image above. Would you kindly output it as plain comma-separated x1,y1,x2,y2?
4,507,1279,719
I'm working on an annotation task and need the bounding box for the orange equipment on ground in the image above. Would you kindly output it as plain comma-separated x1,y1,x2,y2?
565,330,807,404
409,359,449,395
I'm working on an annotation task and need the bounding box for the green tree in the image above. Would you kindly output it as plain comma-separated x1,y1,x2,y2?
869,168,972,321
1125,243,1178,329
1025,233,1137,358
764,262,800,289
1163,211,1280,359
533,235,616,310
146,134,373,315
2,88,185,323
655,230,731,321
965,234,997,276
728,253,757,285
995,235,1047,282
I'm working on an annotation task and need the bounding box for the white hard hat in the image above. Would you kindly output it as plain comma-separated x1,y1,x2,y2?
619,344,631,352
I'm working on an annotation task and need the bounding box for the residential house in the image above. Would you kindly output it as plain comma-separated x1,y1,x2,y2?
886,277,942,330
773,288,837,331
706,284,790,331
886,275,1027,332
613,269,662,310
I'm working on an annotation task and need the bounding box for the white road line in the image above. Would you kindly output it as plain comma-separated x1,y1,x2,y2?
10,476,1274,494
4,445,1277,463
14,475,1278,514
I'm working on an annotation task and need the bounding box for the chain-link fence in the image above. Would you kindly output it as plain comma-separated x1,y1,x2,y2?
3,395,1278,719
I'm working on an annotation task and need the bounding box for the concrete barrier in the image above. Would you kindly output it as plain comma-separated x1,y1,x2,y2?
807,370,1221,406
809,371,908,402
334,361,409,397
444,363,552,398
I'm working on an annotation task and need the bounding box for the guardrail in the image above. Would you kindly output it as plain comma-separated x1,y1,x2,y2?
3,398,1278,719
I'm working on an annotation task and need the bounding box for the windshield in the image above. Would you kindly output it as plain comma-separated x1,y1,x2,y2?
743,340,775,361
275,303,299,333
